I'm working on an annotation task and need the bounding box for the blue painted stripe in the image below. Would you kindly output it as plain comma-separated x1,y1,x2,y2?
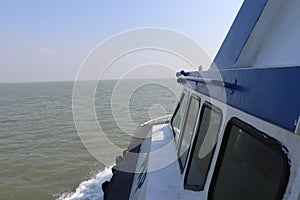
181,67,300,132
212,0,268,69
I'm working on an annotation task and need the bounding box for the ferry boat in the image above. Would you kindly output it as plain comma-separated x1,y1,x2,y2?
102,0,300,199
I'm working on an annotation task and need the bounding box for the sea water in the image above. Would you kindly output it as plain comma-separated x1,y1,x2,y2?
0,79,180,200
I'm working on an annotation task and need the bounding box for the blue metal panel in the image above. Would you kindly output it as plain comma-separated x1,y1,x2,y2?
180,67,300,132
212,0,268,69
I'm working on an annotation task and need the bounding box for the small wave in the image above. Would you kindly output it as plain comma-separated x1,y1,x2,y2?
58,166,112,200
0,119,17,123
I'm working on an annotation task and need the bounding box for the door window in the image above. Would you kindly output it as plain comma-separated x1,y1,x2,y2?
185,104,222,190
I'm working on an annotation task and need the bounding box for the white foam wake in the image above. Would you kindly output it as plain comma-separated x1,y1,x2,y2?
58,166,112,200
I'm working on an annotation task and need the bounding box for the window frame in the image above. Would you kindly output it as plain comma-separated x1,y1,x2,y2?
184,102,223,191
170,90,189,141
177,94,201,173
208,117,290,200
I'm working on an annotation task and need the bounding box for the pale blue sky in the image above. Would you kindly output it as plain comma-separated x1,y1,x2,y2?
0,0,243,82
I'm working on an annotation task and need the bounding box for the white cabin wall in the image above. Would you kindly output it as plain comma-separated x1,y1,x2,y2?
235,0,300,68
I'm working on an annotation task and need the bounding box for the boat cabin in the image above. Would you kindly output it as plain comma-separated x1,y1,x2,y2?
103,0,300,199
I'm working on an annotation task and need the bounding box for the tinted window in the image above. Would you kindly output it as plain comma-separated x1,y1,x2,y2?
185,104,222,190
178,96,200,171
171,92,188,143
210,119,290,200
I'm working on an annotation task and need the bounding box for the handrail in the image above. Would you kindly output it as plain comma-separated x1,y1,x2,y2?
176,70,236,90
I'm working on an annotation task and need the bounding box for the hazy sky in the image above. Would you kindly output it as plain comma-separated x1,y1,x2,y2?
0,0,243,83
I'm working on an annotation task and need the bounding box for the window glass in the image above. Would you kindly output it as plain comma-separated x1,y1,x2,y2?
210,119,290,200
171,92,188,143
185,105,222,190
178,96,200,171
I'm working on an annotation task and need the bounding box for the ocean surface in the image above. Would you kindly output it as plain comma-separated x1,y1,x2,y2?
0,79,180,200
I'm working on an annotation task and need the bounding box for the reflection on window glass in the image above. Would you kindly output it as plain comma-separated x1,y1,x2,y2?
185,105,222,190
178,96,200,171
171,92,188,143
210,120,289,200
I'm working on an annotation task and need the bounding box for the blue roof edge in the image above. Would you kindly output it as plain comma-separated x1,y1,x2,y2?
179,67,300,132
